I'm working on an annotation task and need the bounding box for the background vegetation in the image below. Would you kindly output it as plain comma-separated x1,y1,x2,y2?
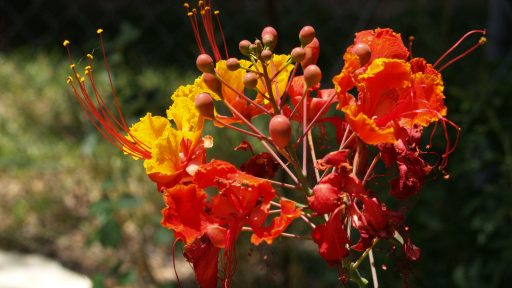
0,0,511,287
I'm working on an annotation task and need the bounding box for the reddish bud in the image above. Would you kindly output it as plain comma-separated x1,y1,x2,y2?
243,72,259,89
262,26,278,50
308,183,340,214
353,43,372,66
291,47,306,63
195,92,215,118
202,73,221,95
206,225,227,248
260,50,273,62
299,26,316,46
239,40,251,56
196,54,214,73
304,64,322,87
301,37,320,68
226,58,241,71
269,115,291,148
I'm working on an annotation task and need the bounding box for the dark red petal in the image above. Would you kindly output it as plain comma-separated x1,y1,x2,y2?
184,238,221,288
312,207,349,264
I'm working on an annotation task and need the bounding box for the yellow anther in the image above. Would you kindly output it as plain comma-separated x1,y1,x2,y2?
70,64,76,69
200,10,205,15
85,70,90,75
214,10,220,15
479,37,487,45
66,76,73,84
192,8,197,13
205,6,210,11
80,77,85,83
199,1,203,5
187,12,193,16
63,40,70,47
97,28,103,34
86,53,93,59
184,3,189,8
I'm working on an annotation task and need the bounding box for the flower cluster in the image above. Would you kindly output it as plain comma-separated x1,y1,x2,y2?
64,1,485,287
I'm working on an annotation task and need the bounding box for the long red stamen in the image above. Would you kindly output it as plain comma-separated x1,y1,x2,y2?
214,10,229,59
200,3,221,61
64,35,152,160
438,37,486,71
433,29,486,68
186,6,206,55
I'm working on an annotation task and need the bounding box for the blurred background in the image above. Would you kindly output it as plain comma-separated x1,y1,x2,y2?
0,0,511,287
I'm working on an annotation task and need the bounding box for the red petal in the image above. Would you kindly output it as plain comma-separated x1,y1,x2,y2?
251,199,302,245
161,184,207,244
193,159,238,188
184,238,220,288
240,152,280,178
312,207,349,263
316,150,350,170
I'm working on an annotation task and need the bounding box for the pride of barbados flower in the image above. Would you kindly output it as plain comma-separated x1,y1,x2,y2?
65,1,485,287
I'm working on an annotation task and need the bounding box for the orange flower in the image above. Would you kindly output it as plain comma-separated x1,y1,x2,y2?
337,58,446,145
333,28,447,145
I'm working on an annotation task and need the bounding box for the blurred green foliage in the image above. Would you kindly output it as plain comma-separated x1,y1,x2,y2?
1,0,511,287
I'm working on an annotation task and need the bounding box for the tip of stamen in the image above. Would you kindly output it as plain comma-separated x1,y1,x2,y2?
66,76,73,84
70,64,76,69
184,3,190,8
86,53,94,59
479,37,487,45
97,28,103,34
63,40,70,47
80,77,85,83
214,10,220,15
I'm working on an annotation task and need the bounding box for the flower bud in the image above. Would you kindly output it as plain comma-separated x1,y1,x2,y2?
299,26,315,46
301,37,320,68
243,72,259,89
352,43,371,66
304,64,322,87
196,54,214,73
261,26,278,50
226,58,241,71
269,115,291,148
308,183,340,214
291,47,306,63
195,92,215,118
202,73,221,95
239,40,251,56
260,50,273,62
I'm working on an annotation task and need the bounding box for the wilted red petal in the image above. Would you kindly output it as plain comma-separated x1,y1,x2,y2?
312,207,349,263
316,150,350,170
320,172,365,197
240,152,280,178
184,237,220,288
161,184,208,244
404,239,421,261
234,140,254,154
351,233,375,252
390,154,432,199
